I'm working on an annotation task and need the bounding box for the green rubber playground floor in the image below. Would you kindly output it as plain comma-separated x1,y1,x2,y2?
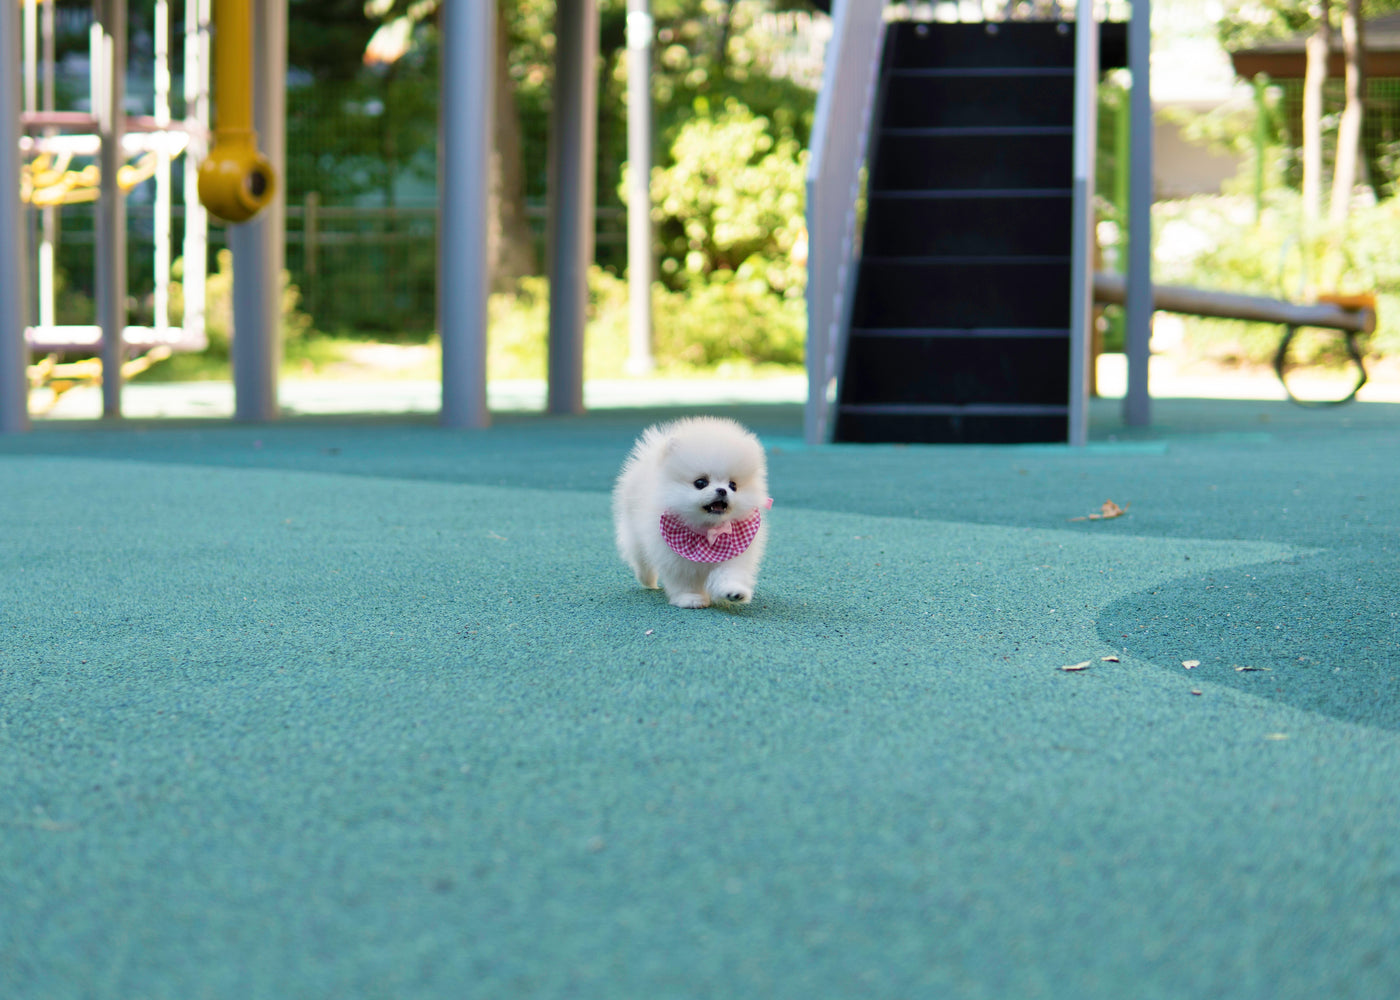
2,395,1398,999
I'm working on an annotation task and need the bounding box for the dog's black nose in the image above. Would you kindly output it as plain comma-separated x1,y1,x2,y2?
714,486,727,497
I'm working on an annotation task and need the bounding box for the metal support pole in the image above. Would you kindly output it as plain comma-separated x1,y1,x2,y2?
1114,76,1129,260
1123,0,1153,427
38,0,56,333
1253,73,1269,223
0,0,31,432
229,0,284,422
23,0,36,114
624,0,654,376
154,0,171,336
547,0,599,415
23,0,37,331
1067,1,1099,446
95,0,128,419
183,0,210,348
803,0,887,445
438,0,493,429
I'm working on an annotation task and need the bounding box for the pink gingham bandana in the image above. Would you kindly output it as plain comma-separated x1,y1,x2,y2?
659,501,769,563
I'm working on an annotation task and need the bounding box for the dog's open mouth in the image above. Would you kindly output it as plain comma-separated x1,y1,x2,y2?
702,499,729,515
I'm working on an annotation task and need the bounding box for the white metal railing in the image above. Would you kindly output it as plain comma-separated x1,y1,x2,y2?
804,0,888,445
1067,0,1099,445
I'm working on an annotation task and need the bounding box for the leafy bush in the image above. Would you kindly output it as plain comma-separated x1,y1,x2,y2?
652,271,804,367
170,249,314,360
644,98,806,299
603,97,807,373
486,265,804,380
487,268,632,381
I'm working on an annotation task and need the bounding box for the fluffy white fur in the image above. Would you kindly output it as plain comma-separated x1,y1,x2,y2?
612,416,769,609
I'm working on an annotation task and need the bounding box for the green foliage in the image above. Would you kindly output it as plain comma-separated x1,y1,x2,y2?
273,0,820,330
505,0,818,273
294,218,441,338
285,43,440,205
1218,0,1400,50
45,267,97,327
170,250,314,361
503,0,818,142
288,0,382,83
487,269,631,381
487,274,550,380
644,99,806,296
603,97,809,370
1215,0,1315,50
653,271,805,367
486,266,804,379
643,4,819,148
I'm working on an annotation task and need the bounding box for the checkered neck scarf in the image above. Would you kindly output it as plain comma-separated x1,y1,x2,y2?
659,508,763,563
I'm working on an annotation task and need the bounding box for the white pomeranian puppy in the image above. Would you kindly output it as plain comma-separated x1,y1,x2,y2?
613,416,770,609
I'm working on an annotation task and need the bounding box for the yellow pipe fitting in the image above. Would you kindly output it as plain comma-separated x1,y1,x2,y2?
197,0,276,223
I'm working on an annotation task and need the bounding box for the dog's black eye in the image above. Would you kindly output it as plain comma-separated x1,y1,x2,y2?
694,478,708,490
729,481,737,492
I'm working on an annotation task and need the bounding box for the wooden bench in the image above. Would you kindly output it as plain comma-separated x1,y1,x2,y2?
1094,272,1377,406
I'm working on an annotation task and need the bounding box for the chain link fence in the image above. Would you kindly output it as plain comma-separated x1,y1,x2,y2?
37,196,625,338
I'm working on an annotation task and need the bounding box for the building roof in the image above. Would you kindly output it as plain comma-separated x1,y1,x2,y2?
1231,13,1400,78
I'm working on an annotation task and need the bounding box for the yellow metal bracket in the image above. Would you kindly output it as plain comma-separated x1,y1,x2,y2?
20,150,159,207
27,346,175,416
197,0,276,223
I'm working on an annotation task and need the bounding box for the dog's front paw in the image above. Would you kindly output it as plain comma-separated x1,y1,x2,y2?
669,592,710,609
708,571,754,604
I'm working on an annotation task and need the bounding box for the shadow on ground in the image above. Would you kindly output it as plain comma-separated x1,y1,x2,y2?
1099,550,1400,731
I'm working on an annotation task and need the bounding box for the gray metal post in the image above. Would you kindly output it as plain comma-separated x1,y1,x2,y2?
624,0,654,375
1123,0,1153,426
95,0,128,418
1067,0,1098,446
547,0,599,415
38,0,57,333
0,0,31,432
182,0,210,352
802,0,887,445
1253,74,1268,222
229,0,285,422
438,0,493,429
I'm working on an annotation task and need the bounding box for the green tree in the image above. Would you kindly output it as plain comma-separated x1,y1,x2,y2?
645,98,805,295
506,0,819,272
289,0,380,82
634,98,807,369
1220,0,1400,219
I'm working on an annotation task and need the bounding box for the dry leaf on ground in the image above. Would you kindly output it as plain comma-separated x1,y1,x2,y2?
1182,660,1200,669
1060,660,1093,672
1070,500,1130,522
1101,655,1120,663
